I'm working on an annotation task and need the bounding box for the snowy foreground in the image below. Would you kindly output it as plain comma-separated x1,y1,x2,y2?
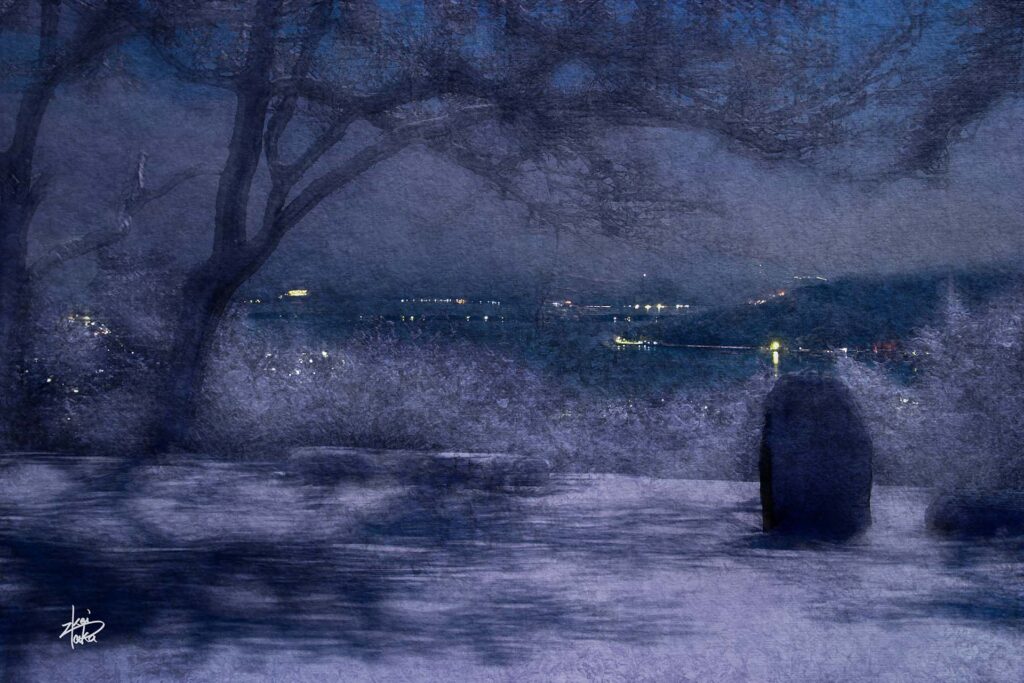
1,451,1022,681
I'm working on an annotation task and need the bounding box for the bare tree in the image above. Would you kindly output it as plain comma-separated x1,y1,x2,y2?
12,152,203,444
898,0,1024,174
142,0,501,447
0,0,139,444
137,0,939,448
30,152,207,275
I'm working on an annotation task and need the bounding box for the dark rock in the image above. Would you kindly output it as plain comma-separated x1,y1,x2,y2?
927,490,1024,537
759,372,873,537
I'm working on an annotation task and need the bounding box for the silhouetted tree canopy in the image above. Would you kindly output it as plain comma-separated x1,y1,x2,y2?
2,0,1022,449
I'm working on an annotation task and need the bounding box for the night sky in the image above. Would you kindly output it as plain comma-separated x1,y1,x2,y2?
3,0,1022,305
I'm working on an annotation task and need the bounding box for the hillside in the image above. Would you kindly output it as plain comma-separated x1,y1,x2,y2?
661,267,1024,349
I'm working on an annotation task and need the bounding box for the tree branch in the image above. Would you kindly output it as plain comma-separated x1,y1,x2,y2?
263,0,333,182
248,104,496,267
30,152,209,276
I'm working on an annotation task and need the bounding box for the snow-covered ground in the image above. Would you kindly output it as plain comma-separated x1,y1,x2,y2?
1,453,1022,681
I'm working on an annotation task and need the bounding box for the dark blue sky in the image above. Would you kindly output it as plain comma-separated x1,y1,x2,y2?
2,0,1021,303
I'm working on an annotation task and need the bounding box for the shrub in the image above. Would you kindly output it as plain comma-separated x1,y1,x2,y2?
194,316,772,478
838,287,1024,489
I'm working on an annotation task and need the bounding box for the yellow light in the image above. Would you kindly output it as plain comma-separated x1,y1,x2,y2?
614,336,646,346
286,289,309,297
769,340,782,351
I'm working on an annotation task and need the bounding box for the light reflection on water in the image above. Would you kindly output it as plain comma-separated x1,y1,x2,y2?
244,314,867,393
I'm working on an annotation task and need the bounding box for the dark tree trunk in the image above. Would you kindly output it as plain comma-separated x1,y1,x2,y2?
0,0,118,448
0,60,54,447
147,3,280,452
0,178,38,447
149,260,247,451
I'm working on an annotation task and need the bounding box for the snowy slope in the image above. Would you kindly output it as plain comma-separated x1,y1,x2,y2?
1,455,1021,681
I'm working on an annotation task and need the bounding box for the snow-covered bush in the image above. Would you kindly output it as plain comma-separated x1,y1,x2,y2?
838,287,1024,489
27,302,161,454
24,250,185,454
195,315,772,478
25,279,772,477
834,356,921,484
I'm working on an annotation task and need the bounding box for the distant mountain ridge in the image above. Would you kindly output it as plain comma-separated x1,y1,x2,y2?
661,267,1024,349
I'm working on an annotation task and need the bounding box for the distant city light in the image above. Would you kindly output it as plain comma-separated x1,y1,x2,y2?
400,297,501,306
65,312,112,336
286,289,309,297
614,335,647,346
769,340,782,352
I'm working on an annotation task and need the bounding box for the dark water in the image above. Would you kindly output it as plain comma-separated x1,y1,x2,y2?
245,311,837,393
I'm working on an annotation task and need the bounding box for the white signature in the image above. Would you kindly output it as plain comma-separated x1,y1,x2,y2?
58,605,105,649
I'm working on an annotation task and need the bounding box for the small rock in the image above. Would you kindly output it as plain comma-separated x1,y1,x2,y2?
927,490,1024,537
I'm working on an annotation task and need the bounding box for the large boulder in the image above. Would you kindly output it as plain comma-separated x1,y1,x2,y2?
927,490,1024,537
759,372,873,537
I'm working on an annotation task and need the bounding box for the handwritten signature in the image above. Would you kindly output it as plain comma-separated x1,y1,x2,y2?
59,605,105,650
